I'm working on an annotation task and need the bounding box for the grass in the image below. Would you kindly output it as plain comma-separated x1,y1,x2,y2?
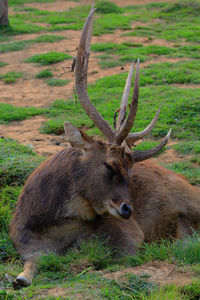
0,1,200,298
92,42,175,66
124,1,200,43
40,77,200,141
0,103,44,124
0,137,45,187
0,61,8,68
45,78,70,86
35,68,53,79
26,51,72,65
0,35,65,54
173,141,200,166
0,71,23,84
135,141,167,156
173,141,200,155
122,232,200,267
164,162,200,185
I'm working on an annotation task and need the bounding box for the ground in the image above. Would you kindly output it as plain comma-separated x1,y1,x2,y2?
0,0,200,299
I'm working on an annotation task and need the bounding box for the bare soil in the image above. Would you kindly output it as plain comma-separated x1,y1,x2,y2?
103,261,195,287
0,0,195,159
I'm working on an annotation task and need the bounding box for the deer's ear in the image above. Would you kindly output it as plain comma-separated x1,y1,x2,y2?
64,121,94,148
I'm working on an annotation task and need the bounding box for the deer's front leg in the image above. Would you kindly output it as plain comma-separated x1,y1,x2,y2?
13,259,37,290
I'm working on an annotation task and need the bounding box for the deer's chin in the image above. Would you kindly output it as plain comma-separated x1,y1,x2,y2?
107,200,124,220
107,206,124,220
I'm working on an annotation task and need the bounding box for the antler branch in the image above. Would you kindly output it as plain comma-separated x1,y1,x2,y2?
126,108,160,146
132,129,171,162
114,59,140,145
116,61,135,132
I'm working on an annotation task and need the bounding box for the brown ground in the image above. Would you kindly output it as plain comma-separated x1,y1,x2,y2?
103,261,195,287
35,261,195,299
0,0,195,159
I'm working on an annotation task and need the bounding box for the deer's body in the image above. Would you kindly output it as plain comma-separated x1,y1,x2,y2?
130,160,200,241
10,8,200,289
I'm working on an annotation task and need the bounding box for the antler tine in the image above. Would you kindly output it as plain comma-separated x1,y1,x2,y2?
132,128,171,162
76,7,115,142
114,59,140,146
116,61,135,132
126,108,160,145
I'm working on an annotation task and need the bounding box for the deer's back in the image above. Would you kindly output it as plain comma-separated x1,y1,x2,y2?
130,160,200,240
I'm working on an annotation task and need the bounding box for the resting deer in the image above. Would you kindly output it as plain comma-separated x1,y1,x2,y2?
10,8,200,289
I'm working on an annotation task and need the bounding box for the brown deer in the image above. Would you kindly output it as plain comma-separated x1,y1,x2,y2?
10,8,200,290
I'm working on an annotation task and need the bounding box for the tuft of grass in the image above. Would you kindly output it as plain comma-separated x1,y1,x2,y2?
0,137,45,187
173,141,200,155
26,51,72,65
38,237,113,275
0,61,8,68
134,141,167,155
180,281,200,300
0,41,27,53
0,35,65,54
165,162,200,185
45,78,70,86
95,1,122,14
0,186,21,233
0,71,23,84
0,103,45,124
33,34,65,43
36,68,53,78
0,232,18,262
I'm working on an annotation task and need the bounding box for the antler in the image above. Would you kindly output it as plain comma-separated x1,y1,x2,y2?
74,7,171,161
75,7,115,142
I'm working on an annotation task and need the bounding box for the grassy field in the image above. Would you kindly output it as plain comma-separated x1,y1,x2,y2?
0,0,200,299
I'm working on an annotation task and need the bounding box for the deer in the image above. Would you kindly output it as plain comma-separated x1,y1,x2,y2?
10,8,200,290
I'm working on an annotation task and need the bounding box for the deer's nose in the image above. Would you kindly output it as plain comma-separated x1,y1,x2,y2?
120,203,132,219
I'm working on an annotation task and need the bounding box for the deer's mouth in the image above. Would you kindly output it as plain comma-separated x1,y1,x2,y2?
107,200,132,220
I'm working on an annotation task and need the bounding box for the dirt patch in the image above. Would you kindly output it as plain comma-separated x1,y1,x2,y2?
25,1,80,12
103,261,195,287
0,116,66,157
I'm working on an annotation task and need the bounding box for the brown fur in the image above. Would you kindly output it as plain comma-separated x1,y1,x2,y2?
10,133,200,289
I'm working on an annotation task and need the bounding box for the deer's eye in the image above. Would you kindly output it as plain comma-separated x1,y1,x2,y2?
104,163,116,179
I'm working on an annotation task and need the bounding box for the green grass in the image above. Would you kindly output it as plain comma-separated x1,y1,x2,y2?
92,42,175,66
0,71,23,84
0,103,45,124
40,74,200,141
0,41,27,53
173,141,200,155
124,2,200,43
173,141,200,166
141,60,200,85
36,68,53,79
0,35,65,54
164,162,200,185
0,61,8,68
95,1,122,14
33,34,65,43
0,137,45,187
26,51,72,65
123,232,200,267
135,141,167,156
45,78,70,86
